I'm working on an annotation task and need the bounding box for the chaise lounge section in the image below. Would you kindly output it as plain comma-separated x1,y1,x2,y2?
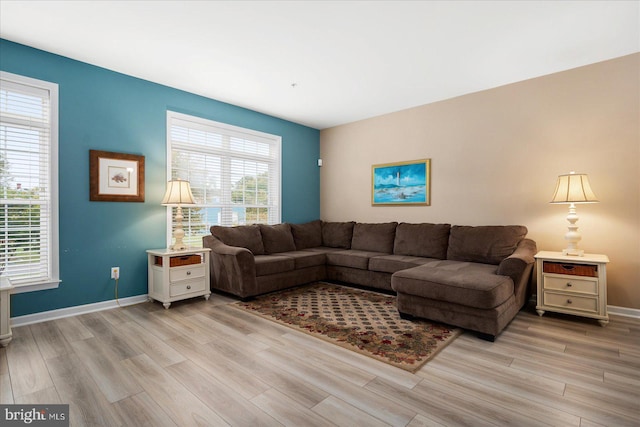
203,221,536,339
391,226,537,340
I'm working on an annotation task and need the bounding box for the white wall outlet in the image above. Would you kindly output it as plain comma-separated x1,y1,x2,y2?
111,267,120,280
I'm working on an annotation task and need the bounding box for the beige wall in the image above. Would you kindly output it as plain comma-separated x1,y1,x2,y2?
320,53,640,310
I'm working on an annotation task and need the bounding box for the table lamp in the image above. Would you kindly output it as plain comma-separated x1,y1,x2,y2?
549,171,598,256
162,179,195,250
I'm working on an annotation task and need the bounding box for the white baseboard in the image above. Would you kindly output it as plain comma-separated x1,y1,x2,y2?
607,305,640,319
10,294,149,327
9,297,640,327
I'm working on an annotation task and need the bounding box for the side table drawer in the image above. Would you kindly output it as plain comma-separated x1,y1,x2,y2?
543,261,597,277
170,265,205,282
170,279,206,297
543,291,598,313
543,275,597,295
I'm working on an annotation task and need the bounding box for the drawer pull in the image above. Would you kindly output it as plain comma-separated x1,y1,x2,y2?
561,265,575,271
187,271,191,276
567,299,572,304
186,285,191,290
566,282,572,288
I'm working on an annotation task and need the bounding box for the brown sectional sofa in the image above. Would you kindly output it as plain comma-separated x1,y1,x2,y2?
203,220,536,340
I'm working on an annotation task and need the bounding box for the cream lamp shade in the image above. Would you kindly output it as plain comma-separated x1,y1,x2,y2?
162,179,195,250
550,171,598,256
162,179,196,205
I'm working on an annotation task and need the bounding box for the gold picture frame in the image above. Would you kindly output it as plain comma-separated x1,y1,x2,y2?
89,150,145,202
372,159,431,206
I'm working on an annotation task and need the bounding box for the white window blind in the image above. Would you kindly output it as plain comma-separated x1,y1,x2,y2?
166,111,281,248
0,72,59,291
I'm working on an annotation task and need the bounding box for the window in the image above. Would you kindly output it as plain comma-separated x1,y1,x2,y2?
166,111,281,248
0,72,59,292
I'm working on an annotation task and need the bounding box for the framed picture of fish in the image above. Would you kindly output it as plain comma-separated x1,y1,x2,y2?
372,159,430,206
90,150,145,202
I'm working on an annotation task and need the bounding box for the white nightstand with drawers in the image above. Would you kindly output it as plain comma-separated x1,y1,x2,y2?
147,248,211,309
535,251,609,326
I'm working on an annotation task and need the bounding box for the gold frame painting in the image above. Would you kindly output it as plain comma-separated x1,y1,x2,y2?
372,159,431,206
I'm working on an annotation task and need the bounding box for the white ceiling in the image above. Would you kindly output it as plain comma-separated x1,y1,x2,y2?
1,1,638,129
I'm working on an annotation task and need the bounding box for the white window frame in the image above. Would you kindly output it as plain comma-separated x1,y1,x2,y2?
0,71,60,293
166,111,282,248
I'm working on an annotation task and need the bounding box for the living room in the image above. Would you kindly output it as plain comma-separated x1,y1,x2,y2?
1,1,639,426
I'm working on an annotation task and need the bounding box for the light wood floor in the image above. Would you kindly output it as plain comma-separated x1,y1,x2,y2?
1,291,638,427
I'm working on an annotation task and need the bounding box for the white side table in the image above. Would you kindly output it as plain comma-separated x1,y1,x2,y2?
146,248,211,309
0,276,14,347
535,251,609,326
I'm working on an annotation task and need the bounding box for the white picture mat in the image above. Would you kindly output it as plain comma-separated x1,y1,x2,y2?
98,157,139,196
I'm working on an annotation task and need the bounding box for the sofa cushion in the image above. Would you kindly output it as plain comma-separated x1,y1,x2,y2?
369,254,437,274
447,225,528,265
211,225,264,255
254,255,295,276
393,223,451,259
276,250,326,269
302,246,345,254
322,221,355,249
290,220,323,250
326,250,388,270
351,222,398,253
259,223,296,254
392,261,514,309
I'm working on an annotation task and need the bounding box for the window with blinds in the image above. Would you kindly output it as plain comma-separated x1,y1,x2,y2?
166,111,282,248
0,72,59,291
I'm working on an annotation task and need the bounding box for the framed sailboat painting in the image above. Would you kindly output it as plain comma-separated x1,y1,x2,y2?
372,159,431,206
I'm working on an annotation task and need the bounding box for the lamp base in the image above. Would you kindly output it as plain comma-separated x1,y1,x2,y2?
170,206,188,251
562,203,584,257
170,242,188,251
562,248,584,257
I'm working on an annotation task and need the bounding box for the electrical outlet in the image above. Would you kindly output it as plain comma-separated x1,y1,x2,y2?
111,267,120,280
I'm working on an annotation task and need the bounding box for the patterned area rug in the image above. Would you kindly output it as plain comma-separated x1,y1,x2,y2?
230,282,461,372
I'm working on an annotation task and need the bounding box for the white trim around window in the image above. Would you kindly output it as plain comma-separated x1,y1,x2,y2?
0,71,60,293
166,111,282,248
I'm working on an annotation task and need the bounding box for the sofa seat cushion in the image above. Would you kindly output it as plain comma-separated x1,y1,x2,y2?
326,250,389,270
275,251,326,269
391,261,514,309
254,255,295,276
302,246,345,254
369,255,437,274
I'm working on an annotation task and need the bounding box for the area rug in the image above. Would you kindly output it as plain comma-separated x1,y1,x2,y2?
230,282,461,372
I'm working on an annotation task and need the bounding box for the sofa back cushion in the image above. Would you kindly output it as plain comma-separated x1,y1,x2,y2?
447,225,528,265
259,223,296,254
322,221,355,249
210,225,265,255
393,223,451,259
290,220,323,250
351,222,398,253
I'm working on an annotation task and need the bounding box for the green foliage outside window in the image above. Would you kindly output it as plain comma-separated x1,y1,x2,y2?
0,152,44,275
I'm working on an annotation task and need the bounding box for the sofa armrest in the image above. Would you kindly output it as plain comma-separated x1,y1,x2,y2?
497,238,536,281
497,238,537,305
203,235,257,298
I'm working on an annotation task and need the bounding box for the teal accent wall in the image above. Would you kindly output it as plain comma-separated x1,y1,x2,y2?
1,39,320,317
